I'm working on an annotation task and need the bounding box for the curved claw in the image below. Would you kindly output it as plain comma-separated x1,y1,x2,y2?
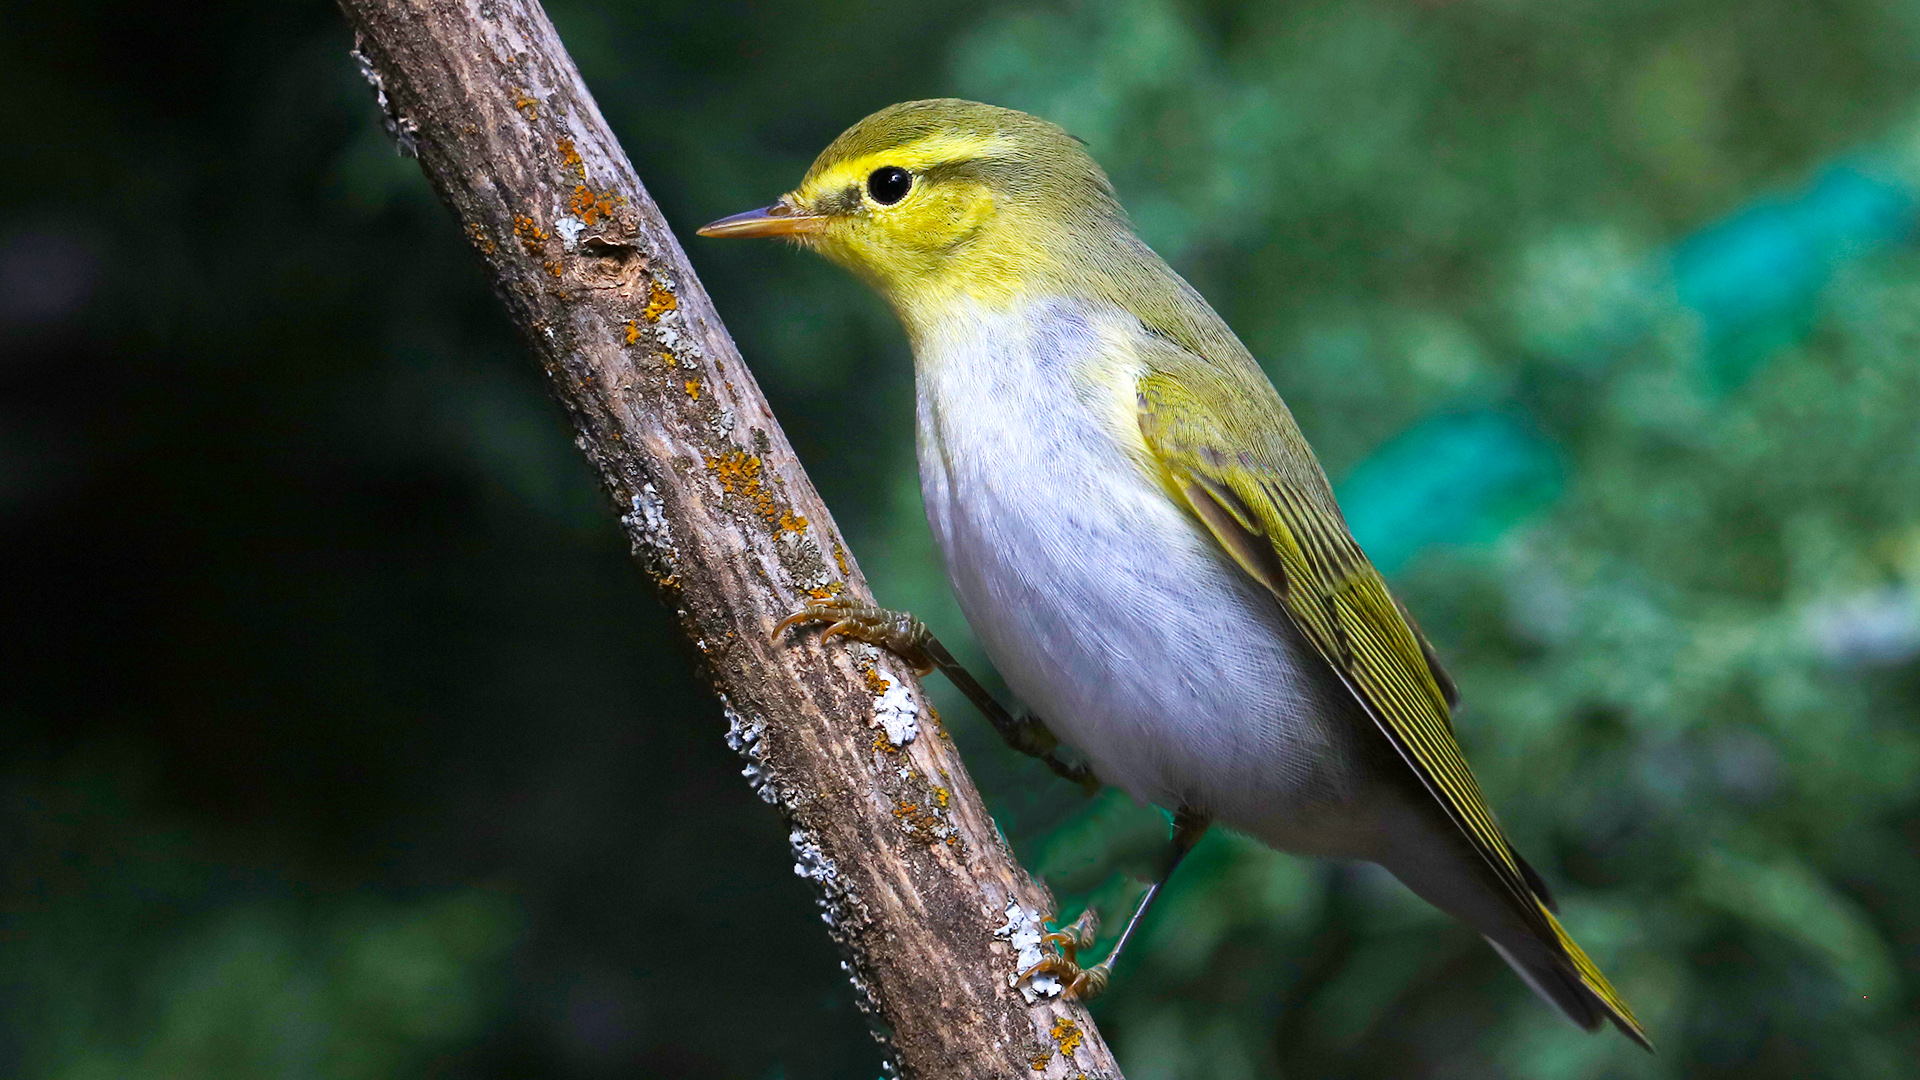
1018,908,1106,998
772,597,935,671
1017,954,1111,1001
771,598,853,642
770,610,812,640
1069,964,1110,999
1038,930,1080,953
1018,953,1077,984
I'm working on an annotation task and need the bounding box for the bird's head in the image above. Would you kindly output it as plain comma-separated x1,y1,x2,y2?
699,99,1126,318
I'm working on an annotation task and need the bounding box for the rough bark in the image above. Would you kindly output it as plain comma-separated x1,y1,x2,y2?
332,2,1123,1076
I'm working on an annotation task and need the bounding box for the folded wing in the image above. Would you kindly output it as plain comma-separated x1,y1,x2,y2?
1134,345,1647,1048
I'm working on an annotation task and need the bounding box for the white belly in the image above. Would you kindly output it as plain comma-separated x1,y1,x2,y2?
914,298,1382,853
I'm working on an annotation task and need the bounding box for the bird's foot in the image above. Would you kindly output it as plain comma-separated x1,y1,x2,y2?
774,595,1099,795
1021,956,1111,1000
773,596,935,674
1021,909,1110,999
1005,708,1100,795
1042,751,1101,797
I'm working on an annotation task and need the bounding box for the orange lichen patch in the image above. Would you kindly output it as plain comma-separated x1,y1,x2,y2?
806,581,844,602
641,282,677,322
891,799,942,844
705,450,779,524
660,350,676,367
464,221,496,255
933,786,949,808
512,214,549,255
1051,1017,1084,1060
872,729,899,753
624,318,640,345
557,136,585,177
862,666,891,696
684,379,701,400
514,90,538,119
778,510,808,536
567,183,621,226
833,543,850,575
1030,1049,1052,1072
707,450,760,495
545,260,563,278
930,706,951,742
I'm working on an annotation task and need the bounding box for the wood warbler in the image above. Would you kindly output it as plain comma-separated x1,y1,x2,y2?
700,99,1649,1049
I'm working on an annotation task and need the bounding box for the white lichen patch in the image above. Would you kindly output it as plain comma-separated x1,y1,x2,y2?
722,697,764,754
553,214,586,249
722,695,777,805
873,681,919,747
741,761,777,804
838,959,879,1021
790,827,837,885
790,827,844,927
994,901,1062,1001
654,318,687,354
349,47,417,157
619,483,676,569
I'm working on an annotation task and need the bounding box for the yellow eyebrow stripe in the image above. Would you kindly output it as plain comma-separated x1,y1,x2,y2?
801,132,1017,200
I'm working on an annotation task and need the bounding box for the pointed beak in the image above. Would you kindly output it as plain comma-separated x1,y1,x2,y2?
696,198,827,239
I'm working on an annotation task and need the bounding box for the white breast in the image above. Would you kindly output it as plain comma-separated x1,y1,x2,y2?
913,296,1380,851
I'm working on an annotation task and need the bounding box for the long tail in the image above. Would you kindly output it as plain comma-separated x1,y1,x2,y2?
1383,817,1653,1050
1487,899,1653,1052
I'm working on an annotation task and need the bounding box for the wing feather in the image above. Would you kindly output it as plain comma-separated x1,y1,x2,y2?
1136,359,1647,1047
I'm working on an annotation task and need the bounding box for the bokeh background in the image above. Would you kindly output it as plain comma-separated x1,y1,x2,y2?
5,0,1919,1076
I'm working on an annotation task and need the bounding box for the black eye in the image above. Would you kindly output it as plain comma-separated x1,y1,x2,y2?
866,166,912,206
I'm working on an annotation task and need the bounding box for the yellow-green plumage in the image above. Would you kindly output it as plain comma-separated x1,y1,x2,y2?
1141,352,1645,1043
702,98,1648,1049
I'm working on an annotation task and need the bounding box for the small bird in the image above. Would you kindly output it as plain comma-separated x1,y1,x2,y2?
700,99,1649,1048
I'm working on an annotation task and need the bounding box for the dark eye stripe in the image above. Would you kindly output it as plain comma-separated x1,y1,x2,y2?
821,187,864,216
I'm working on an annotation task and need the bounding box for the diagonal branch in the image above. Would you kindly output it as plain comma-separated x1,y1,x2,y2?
331,2,1122,1076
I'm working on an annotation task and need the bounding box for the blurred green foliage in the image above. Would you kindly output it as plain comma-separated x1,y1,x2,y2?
3,0,1919,1077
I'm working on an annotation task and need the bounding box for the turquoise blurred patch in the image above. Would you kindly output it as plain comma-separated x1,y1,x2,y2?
1339,159,1915,574
1338,409,1562,576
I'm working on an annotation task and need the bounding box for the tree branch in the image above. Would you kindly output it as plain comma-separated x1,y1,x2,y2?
331,2,1122,1075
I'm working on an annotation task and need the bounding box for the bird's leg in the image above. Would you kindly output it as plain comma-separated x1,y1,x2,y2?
774,595,1099,793
1021,807,1211,999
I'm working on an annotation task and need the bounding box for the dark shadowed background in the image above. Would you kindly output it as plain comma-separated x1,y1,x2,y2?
4,1,1919,1077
